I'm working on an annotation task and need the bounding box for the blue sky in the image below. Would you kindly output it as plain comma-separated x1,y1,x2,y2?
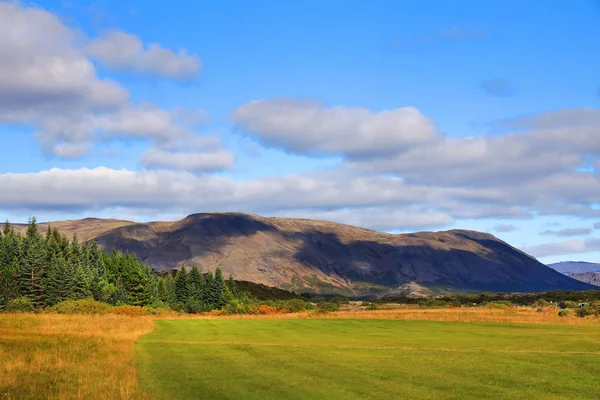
1,0,599,264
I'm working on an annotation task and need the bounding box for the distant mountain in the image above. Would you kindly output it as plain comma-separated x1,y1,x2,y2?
568,272,600,287
547,261,600,275
11,212,593,297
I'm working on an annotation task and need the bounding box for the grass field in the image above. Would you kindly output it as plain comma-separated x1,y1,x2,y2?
136,317,600,400
2,309,600,399
0,314,153,399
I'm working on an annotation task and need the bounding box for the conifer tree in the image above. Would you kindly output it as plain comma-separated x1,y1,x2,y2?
188,265,204,301
175,266,189,304
20,218,46,308
164,273,178,305
2,220,11,237
71,263,91,300
227,274,238,297
213,267,226,309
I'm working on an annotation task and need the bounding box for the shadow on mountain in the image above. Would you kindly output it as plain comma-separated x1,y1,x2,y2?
291,229,592,293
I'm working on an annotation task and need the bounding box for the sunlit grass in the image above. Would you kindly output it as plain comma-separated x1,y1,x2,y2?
137,314,600,400
0,314,154,399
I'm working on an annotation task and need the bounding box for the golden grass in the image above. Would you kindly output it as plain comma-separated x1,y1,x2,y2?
0,314,154,400
166,306,600,325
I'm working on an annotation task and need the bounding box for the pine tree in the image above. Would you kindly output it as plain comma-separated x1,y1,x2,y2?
2,220,11,237
164,273,178,305
213,267,226,309
157,277,168,303
20,218,46,308
188,265,204,301
202,270,214,307
227,274,238,297
175,266,189,304
71,263,91,300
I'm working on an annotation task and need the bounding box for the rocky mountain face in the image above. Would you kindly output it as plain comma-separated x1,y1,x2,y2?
548,261,600,275
11,213,594,297
23,212,592,297
568,272,600,287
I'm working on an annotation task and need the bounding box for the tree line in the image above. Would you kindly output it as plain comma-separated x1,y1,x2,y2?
0,217,238,313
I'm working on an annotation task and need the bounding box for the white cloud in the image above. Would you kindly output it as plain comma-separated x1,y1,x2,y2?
541,228,592,237
140,148,235,172
0,2,218,165
493,224,518,233
85,30,201,79
521,238,600,258
232,98,441,157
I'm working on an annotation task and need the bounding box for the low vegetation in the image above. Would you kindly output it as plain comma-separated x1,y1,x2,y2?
136,318,600,400
0,314,153,399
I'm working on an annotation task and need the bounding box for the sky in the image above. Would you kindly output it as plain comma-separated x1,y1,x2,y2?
1,0,600,265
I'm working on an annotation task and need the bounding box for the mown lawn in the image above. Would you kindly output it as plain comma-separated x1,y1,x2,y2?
135,319,600,400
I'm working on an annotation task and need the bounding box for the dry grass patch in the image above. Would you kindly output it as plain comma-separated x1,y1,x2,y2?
0,314,154,400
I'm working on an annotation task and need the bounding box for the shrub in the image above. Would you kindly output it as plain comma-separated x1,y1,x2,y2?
316,302,340,313
283,299,307,313
113,305,148,317
184,298,205,314
559,300,578,309
258,305,277,315
48,299,113,315
366,302,380,310
576,306,595,318
558,310,570,317
5,297,35,313
330,297,349,305
485,302,510,309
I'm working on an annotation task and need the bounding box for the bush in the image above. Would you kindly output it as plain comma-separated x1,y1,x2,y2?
5,297,35,313
48,298,112,315
485,301,510,309
559,300,578,309
330,297,349,305
258,305,277,315
283,299,307,313
113,305,148,317
366,302,380,310
558,309,570,317
316,302,340,313
576,306,595,318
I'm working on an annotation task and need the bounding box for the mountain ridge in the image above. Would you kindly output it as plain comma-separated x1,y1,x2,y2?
8,212,595,297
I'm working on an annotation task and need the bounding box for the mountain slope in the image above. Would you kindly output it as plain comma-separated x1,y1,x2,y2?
87,212,593,297
568,272,600,287
548,261,600,274
11,218,135,241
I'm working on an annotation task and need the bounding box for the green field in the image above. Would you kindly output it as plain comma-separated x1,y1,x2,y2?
135,319,600,400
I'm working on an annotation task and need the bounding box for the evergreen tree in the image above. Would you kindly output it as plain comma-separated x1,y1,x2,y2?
2,220,11,237
188,265,204,301
227,274,238,297
71,263,91,300
213,267,227,309
20,218,46,308
202,270,214,306
175,266,189,304
164,273,178,305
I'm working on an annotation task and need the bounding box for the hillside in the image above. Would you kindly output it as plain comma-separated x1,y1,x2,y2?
568,272,600,287
18,212,590,297
11,218,135,241
548,261,600,274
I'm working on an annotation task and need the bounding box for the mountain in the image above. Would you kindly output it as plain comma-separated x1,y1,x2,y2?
12,212,589,297
568,272,600,287
11,218,135,241
547,261,600,275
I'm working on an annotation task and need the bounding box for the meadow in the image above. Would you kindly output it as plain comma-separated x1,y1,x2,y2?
2,308,600,399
